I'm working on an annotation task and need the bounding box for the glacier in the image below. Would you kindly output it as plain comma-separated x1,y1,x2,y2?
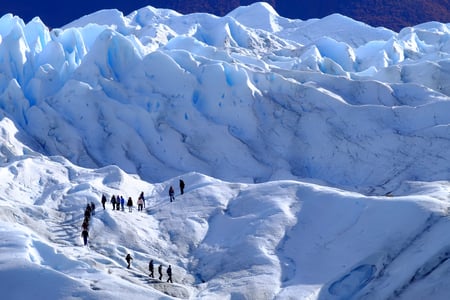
0,2,449,192
0,2,450,299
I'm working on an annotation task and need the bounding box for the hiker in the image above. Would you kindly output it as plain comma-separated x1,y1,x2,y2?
137,196,144,211
84,208,91,220
90,202,96,215
167,265,173,283
179,179,185,195
111,195,116,210
118,195,123,211
158,264,163,280
82,219,89,231
169,186,175,202
125,253,133,269
81,229,89,246
127,197,133,212
101,194,107,210
149,259,154,278
85,203,92,215
139,192,145,208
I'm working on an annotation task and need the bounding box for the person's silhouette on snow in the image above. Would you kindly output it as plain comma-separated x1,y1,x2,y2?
158,264,163,280
179,179,185,195
149,259,154,278
169,186,175,202
126,254,133,269
167,265,173,283
82,219,89,231
111,195,116,210
81,229,89,246
127,197,133,212
101,194,107,210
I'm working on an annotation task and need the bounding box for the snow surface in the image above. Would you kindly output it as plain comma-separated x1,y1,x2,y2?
0,2,450,299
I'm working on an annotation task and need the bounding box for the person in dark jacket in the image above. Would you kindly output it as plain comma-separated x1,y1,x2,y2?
167,265,173,283
149,259,154,278
85,203,92,214
101,194,107,210
111,195,116,210
158,264,163,280
81,229,89,246
82,219,89,231
84,208,91,221
125,253,133,269
169,186,175,202
127,197,133,212
179,179,185,195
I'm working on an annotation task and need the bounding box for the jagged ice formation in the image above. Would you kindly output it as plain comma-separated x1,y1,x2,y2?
0,3,449,194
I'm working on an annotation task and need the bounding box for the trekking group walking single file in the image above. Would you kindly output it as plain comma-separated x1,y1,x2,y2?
79,191,179,283
80,202,96,246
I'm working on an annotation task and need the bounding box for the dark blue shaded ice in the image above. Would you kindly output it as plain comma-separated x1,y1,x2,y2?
328,264,376,299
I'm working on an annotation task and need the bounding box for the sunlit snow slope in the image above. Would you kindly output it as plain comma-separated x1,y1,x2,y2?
1,2,450,300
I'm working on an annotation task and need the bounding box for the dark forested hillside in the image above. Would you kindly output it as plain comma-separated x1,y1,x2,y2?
147,0,450,31
2,0,448,30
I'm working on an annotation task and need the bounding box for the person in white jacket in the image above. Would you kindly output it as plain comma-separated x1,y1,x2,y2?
137,197,144,211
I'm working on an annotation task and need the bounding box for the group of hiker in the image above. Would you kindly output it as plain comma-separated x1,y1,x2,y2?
80,179,186,283
126,256,173,283
104,192,145,213
169,179,184,202
99,179,185,210
81,202,95,246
